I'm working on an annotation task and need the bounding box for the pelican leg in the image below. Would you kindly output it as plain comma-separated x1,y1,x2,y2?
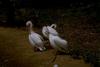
51,50,58,63
43,47,46,51
38,47,44,51
33,47,39,52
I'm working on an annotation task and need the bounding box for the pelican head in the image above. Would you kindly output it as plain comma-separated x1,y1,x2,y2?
26,21,33,27
50,24,57,29
26,20,33,33
47,26,58,36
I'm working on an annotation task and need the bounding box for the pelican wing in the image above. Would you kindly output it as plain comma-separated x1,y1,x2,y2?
53,36,68,52
29,35,35,46
29,33,44,47
36,33,44,41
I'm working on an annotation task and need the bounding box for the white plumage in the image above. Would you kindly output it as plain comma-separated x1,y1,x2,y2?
46,24,67,52
47,26,58,36
26,21,46,51
48,32,68,53
42,24,58,38
50,24,57,29
53,64,58,67
47,26,68,62
42,26,49,38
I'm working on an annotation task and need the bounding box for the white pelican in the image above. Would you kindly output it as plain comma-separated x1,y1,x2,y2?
47,26,68,62
42,24,58,38
26,21,46,51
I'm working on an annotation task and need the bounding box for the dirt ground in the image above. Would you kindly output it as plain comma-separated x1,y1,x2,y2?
0,27,91,67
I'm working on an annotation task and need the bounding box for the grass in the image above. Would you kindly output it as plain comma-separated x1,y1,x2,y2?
0,27,91,67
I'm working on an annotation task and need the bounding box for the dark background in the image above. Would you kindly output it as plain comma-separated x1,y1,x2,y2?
0,1,99,67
